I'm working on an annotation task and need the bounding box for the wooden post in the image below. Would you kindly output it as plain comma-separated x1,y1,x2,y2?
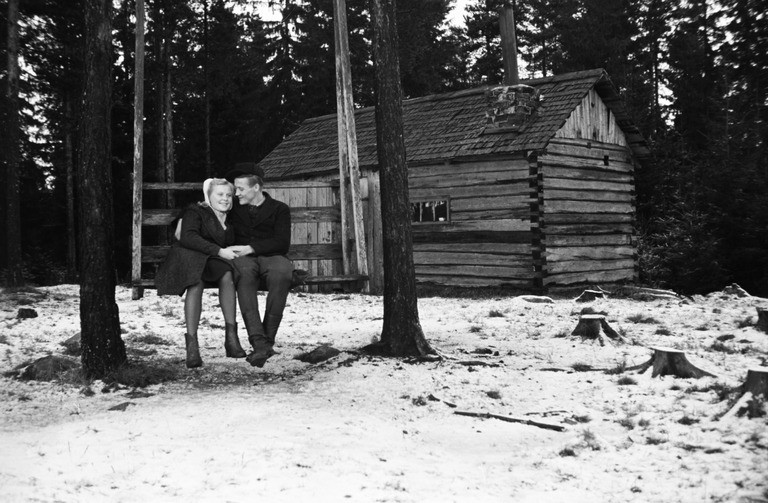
131,0,146,300
333,0,369,284
333,7,352,275
498,2,519,86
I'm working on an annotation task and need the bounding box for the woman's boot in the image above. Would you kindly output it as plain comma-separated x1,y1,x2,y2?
224,323,247,358
185,333,203,368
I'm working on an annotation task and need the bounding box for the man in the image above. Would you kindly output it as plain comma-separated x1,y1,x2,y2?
225,163,293,367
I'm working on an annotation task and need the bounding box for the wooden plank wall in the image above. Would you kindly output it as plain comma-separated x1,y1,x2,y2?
539,137,637,286
361,172,384,293
554,88,630,147
266,183,342,291
405,157,534,288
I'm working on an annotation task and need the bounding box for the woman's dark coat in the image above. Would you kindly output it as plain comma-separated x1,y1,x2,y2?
156,204,235,296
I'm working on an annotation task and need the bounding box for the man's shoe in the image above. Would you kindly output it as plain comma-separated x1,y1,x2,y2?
246,338,276,368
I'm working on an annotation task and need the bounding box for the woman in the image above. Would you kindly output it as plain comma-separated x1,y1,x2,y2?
156,178,247,368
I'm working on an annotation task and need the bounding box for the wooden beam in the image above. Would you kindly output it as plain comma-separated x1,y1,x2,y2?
142,206,341,226
135,273,367,289
143,180,340,191
142,243,344,263
333,0,368,283
131,0,146,300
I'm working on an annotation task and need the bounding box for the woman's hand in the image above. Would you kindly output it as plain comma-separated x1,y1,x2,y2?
225,245,254,257
218,248,238,260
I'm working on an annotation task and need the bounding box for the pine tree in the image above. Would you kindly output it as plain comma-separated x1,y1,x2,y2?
634,0,674,139
463,0,505,84
3,0,23,286
395,0,462,96
717,0,768,295
78,0,126,376
370,0,434,357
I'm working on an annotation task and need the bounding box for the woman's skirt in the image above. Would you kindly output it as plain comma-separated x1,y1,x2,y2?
201,257,233,283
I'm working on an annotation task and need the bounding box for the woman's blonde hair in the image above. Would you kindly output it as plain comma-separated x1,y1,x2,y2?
206,178,234,198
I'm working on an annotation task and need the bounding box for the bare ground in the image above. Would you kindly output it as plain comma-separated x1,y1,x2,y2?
0,285,767,502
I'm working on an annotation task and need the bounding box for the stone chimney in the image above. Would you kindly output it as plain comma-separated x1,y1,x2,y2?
485,85,540,130
485,3,539,131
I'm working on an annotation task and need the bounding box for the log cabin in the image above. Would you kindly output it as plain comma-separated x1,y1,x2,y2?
256,68,650,293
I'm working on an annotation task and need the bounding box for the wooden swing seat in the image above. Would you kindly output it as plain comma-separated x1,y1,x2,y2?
131,181,367,299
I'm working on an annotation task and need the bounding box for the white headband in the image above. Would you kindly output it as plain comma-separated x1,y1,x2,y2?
202,178,214,206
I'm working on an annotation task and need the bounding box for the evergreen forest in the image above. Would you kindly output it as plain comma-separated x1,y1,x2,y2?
1,0,766,296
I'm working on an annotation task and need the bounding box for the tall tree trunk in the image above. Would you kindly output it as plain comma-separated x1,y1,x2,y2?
154,0,172,243
4,0,23,286
155,1,166,187
203,0,212,177
65,97,78,282
78,0,126,377
370,0,434,357
163,58,174,208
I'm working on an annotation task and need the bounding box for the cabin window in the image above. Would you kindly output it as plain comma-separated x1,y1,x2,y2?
411,199,450,223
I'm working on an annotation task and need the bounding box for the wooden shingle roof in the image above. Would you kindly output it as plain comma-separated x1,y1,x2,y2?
259,68,649,180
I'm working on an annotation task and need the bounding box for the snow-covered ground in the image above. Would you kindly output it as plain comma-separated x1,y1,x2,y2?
1,284,766,502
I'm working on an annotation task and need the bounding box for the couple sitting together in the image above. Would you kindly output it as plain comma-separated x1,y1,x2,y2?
156,163,292,369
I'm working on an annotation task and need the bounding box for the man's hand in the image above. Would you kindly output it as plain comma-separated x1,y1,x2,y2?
225,245,254,257
218,248,238,260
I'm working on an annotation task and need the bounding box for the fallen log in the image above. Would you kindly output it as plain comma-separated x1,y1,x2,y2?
574,289,605,303
427,393,457,408
571,314,629,346
613,285,680,301
456,360,500,367
627,346,717,378
454,410,566,432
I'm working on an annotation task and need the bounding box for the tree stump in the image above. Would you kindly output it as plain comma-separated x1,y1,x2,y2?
574,290,605,303
743,367,768,397
17,308,38,319
570,314,628,346
756,308,768,333
628,347,717,378
720,367,768,421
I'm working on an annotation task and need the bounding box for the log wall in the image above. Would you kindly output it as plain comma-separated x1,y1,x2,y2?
290,88,640,291
405,157,534,288
539,137,637,286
